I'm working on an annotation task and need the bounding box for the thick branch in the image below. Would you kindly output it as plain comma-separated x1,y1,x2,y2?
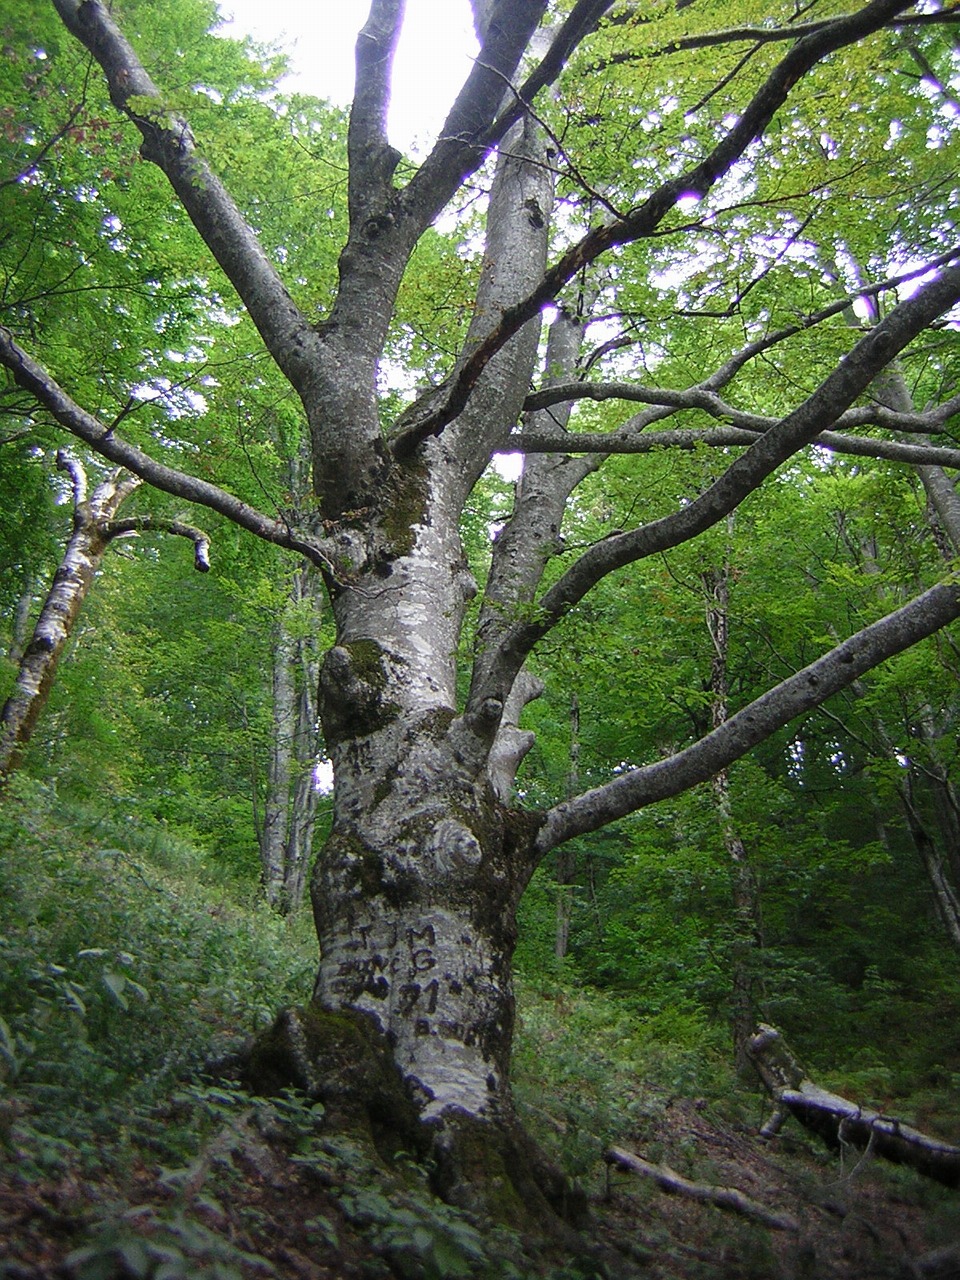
49,0,323,393
348,0,405,224
441,112,554,493
486,0,616,141
536,577,960,853
514,426,960,469
0,327,333,567
472,262,960,712
391,0,919,452
403,0,549,226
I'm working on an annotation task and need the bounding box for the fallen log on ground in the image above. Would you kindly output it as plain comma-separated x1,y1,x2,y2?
604,1145,799,1231
747,1024,960,1188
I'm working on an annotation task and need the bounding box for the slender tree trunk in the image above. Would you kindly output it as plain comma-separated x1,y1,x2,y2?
898,766,960,952
259,565,323,914
703,547,764,1071
282,569,322,911
0,453,210,785
554,692,579,961
7,579,35,665
260,615,295,904
870,361,960,951
0,456,138,781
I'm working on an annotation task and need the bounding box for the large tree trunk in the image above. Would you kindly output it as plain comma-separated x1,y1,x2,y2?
302,476,584,1221
311,484,525,1126
295,102,581,1216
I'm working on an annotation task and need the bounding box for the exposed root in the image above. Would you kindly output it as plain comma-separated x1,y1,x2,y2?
226,1003,607,1267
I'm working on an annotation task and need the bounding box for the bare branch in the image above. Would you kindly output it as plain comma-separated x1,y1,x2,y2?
55,448,87,506
107,516,212,572
49,0,323,394
523,379,958,430
697,250,960,388
603,3,960,60
0,326,333,567
536,577,960,854
513,425,960,470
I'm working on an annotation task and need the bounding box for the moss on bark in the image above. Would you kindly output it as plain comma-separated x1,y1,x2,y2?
242,1004,425,1160
379,461,430,558
237,1002,598,1259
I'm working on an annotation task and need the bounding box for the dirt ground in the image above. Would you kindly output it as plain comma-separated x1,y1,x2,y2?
2,1095,958,1279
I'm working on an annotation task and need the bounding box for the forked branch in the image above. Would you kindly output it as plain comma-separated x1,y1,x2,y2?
391,0,919,453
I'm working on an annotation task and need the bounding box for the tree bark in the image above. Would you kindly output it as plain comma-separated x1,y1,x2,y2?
307,111,555,1141
7,579,35,666
0,454,210,783
555,692,579,962
260,608,295,905
259,564,322,914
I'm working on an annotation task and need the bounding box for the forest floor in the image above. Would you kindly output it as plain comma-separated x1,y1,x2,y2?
2,1081,958,1279
3,785,959,1279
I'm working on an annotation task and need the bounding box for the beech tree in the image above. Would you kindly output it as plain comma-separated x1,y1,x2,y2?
3,0,960,1219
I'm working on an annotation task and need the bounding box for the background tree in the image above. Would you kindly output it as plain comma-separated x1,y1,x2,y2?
2,0,960,1223
0,450,209,782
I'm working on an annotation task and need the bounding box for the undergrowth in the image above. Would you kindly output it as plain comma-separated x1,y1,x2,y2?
2,778,956,1279
0,775,316,1179
0,779,625,1278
